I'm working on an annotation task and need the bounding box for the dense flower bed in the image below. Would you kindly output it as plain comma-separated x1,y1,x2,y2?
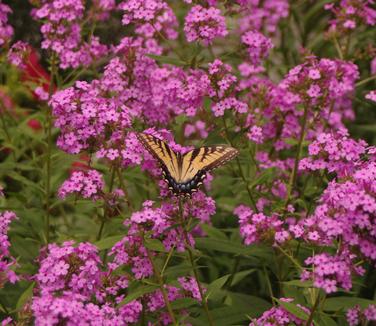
0,0,375,325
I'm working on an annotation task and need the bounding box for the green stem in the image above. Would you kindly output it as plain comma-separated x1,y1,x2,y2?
178,198,214,326
284,106,309,210
305,292,321,326
161,245,175,276
356,74,376,87
275,245,303,271
225,255,241,290
0,105,16,162
332,36,343,60
96,167,116,241
45,54,57,244
115,167,131,209
344,33,351,59
222,117,258,212
142,232,178,325
263,265,275,305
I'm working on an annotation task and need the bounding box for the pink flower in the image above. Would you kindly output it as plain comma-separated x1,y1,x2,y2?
119,0,177,39
250,298,311,325
58,170,105,200
307,84,321,98
32,0,108,69
0,3,13,46
365,90,376,102
241,30,273,66
247,125,264,144
184,5,228,45
0,211,19,287
7,41,30,68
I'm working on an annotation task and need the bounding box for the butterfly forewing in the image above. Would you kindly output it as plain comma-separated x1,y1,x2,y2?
180,146,239,183
136,133,180,177
137,133,239,196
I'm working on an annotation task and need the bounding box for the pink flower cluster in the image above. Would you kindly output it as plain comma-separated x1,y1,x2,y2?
0,2,13,47
250,298,310,326
325,0,376,34
0,211,18,287
184,5,228,45
178,276,204,301
50,38,212,158
145,277,203,324
300,129,367,176
347,304,376,326
301,252,363,293
303,160,376,260
119,0,178,40
207,59,248,116
32,0,107,69
32,241,141,325
241,30,273,66
238,0,289,34
184,120,208,139
149,66,210,117
366,90,376,102
58,170,105,200
235,205,288,245
280,56,359,111
50,52,140,154
7,41,29,68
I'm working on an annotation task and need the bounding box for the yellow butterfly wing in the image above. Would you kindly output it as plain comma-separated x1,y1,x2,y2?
136,133,180,179
137,132,239,196
179,146,239,184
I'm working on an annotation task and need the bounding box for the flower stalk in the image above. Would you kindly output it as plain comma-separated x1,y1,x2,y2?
45,53,57,244
284,105,309,211
178,197,214,326
142,232,178,325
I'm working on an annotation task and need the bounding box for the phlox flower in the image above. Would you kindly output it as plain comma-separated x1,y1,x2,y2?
58,170,105,200
119,0,178,39
184,5,228,45
0,2,13,46
238,0,289,34
365,90,376,102
241,30,273,66
0,211,18,287
250,298,311,325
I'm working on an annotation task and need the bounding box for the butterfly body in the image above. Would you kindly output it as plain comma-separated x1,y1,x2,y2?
137,133,238,197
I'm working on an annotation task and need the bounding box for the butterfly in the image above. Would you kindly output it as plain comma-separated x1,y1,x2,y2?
137,133,239,196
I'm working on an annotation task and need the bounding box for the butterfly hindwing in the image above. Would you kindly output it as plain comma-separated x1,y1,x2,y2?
137,133,239,196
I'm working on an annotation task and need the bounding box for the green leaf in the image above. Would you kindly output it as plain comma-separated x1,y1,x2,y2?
206,274,230,299
117,284,159,307
205,306,252,325
147,54,186,66
94,235,124,250
195,238,272,259
282,280,313,288
314,313,338,326
249,168,276,188
323,297,376,311
170,297,198,310
200,224,227,240
7,171,45,194
231,269,256,286
144,238,166,252
164,264,199,278
224,292,271,317
16,282,35,311
276,298,309,321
